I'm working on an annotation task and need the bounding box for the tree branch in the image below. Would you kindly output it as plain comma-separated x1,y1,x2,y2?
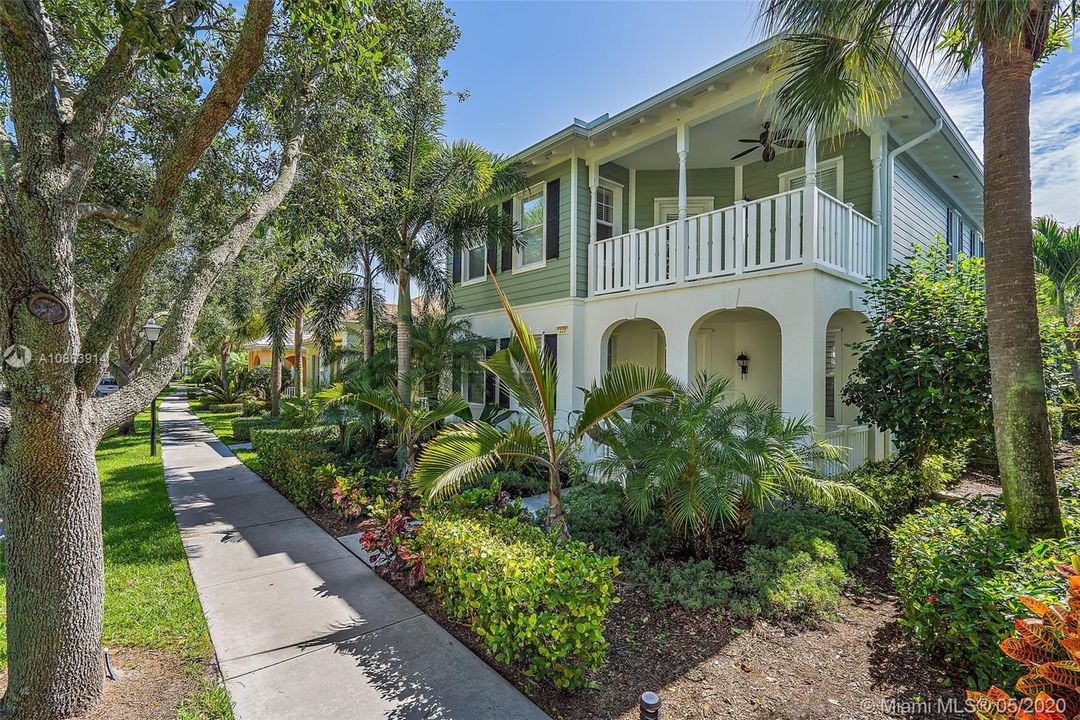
89,71,316,438
75,0,273,392
77,202,143,233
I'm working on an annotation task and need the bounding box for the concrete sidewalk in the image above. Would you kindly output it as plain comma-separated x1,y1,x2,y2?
160,392,549,720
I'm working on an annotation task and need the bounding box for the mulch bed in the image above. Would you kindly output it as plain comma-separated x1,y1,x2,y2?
949,439,1078,498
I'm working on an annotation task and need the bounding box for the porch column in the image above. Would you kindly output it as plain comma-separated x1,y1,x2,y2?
869,126,887,276
777,292,827,429
676,123,689,283
801,120,818,267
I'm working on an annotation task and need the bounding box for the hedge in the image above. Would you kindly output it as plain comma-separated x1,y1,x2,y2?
232,416,281,442
891,496,1080,687
418,511,619,688
207,402,243,413
250,426,337,508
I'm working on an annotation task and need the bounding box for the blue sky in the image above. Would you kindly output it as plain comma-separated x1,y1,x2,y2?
442,0,1080,225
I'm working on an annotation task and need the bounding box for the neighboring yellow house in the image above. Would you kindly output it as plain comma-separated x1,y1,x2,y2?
243,323,361,392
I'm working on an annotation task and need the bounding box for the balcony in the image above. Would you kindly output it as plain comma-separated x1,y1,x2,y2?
588,186,880,297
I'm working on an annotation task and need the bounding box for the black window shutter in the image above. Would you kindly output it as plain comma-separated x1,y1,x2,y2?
545,179,560,260
501,200,513,272
452,249,461,284
484,340,496,405
497,337,510,409
486,240,497,276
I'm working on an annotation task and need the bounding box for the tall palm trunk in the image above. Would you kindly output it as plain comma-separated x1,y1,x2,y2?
982,41,1063,539
362,254,375,362
270,344,282,417
293,310,304,398
396,269,412,404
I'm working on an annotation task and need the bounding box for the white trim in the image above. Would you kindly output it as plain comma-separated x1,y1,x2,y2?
628,168,637,229
653,195,714,225
513,182,547,274
779,155,844,200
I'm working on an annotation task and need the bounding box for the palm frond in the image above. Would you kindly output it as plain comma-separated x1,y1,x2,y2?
570,363,675,446
413,420,547,500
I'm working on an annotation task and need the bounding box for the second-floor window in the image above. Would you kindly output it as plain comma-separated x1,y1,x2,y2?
596,185,615,240
462,243,486,284
516,186,545,271
781,156,843,201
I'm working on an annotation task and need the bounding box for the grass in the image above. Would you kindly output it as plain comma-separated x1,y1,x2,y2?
190,408,242,444
0,408,233,719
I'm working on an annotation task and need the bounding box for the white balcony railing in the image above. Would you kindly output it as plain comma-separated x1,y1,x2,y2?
589,187,879,297
818,424,873,477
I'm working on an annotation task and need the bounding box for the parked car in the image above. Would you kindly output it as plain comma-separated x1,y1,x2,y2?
94,374,119,397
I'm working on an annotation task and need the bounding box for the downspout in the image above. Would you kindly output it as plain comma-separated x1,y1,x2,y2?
886,118,943,274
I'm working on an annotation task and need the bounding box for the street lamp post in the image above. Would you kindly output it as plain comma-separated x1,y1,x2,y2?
142,316,164,456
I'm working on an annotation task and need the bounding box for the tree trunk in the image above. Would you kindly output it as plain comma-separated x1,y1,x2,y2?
1,402,105,719
396,270,412,404
219,338,230,389
546,459,566,536
293,310,303,398
270,344,282,417
982,43,1063,539
362,255,375,362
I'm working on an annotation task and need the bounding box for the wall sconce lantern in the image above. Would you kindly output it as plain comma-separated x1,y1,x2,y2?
736,352,749,377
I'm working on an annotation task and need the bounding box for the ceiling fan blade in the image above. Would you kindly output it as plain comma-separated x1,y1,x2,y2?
738,138,761,143
774,139,806,149
731,146,759,160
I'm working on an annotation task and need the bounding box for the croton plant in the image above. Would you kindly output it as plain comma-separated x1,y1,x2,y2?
968,564,1080,720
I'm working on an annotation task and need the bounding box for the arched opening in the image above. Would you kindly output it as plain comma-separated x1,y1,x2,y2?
603,318,667,372
824,309,870,429
689,307,781,405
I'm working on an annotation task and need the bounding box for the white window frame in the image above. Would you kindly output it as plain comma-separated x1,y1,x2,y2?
460,243,487,286
513,183,547,274
824,329,840,423
652,196,714,226
596,179,624,238
779,155,845,201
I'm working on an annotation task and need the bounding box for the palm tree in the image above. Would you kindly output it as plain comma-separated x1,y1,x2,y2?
1033,216,1080,387
411,311,490,407
592,374,868,557
759,0,1076,539
375,75,526,405
412,272,674,532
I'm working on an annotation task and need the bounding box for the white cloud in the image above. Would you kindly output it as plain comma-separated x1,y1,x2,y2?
926,52,1080,225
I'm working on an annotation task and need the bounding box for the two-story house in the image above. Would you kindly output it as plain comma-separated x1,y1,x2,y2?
449,39,983,470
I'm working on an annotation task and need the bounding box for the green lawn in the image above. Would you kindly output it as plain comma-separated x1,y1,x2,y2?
191,408,242,445
0,409,232,719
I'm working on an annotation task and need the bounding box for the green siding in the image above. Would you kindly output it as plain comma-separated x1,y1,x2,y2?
451,160,573,314
633,168,736,229
743,131,872,218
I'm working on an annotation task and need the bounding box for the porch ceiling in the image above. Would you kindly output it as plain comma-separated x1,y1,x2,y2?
615,103,799,171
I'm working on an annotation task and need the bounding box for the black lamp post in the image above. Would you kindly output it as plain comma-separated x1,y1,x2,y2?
142,316,164,456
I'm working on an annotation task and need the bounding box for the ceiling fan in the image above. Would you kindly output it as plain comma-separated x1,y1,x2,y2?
731,122,805,163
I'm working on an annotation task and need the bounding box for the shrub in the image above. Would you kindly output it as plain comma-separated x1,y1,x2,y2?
231,416,281,442
208,402,243,414
241,397,267,417
966,567,1080,720
825,457,955,538
564,482,628,555
250,426,337,508
733,543,850,623
745,509,868,568
478,470,546,498
890,497,1080,687
1047,403,1064,447
418,511,619,688
628,557,733,612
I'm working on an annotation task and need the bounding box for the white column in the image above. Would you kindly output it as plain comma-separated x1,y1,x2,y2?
801,120,818,267
588,161,599,296
869,127,887,277
676,123,689,283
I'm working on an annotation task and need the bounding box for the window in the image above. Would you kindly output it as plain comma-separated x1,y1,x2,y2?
596,185,614,240
652,197,714,226
781,156,843,200
515,186,545,271
465,366,484,404
461,243,486,284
